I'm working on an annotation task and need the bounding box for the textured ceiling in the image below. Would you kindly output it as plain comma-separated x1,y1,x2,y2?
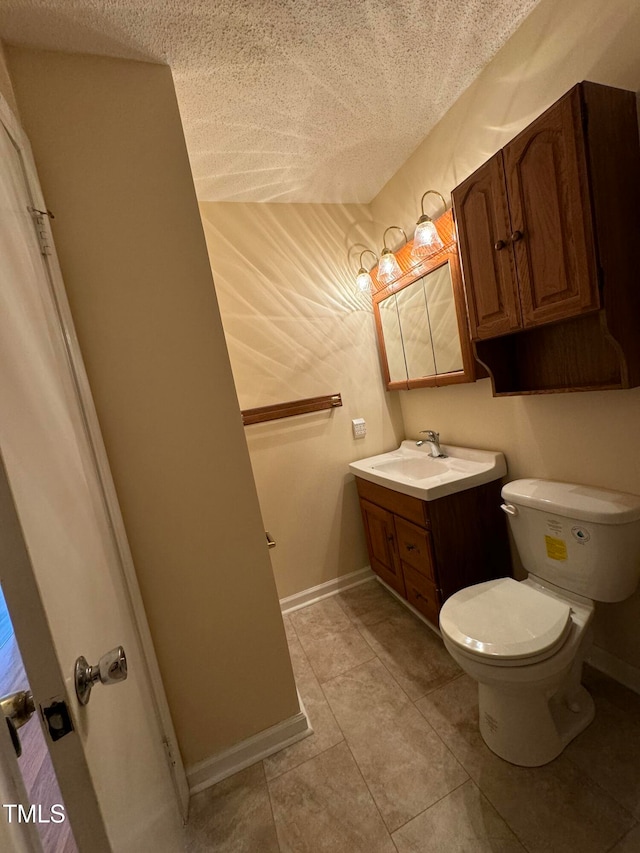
0,0,540,202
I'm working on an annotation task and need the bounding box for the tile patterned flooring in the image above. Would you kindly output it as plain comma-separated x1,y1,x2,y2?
185,579,640,853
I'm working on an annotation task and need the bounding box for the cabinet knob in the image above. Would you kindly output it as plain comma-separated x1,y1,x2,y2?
494,239,506,251
406,543,416,551
510,230,523,242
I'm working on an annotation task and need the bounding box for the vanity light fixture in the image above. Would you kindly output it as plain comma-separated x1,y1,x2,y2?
411,190,447,259
355,249,378,293
378,226,407,285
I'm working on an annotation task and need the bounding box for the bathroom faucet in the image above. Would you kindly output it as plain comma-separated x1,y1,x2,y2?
416,430,448,458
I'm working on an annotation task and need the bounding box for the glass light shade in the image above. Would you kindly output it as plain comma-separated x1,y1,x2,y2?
377,249,402,284
356,268,373,293
411,217,445,259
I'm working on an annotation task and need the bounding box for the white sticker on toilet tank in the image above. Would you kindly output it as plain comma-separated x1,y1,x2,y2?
546,518,563,534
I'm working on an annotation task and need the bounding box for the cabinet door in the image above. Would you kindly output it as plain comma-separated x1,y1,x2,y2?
503,86,599,327
359,499,406,595
452,152,522,340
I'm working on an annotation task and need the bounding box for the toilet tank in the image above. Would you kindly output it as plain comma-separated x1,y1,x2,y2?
501,479,640,602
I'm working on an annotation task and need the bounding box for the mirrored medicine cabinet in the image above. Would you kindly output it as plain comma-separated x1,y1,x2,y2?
371,209,477,391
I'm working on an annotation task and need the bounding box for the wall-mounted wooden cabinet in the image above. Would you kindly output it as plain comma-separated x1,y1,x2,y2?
452,81,640,396
355,477,511,625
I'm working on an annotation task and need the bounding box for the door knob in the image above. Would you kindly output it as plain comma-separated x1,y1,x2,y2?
1,690,36,758
75,646,128,706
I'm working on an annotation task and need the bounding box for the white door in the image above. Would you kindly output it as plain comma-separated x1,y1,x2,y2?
0,96,185,850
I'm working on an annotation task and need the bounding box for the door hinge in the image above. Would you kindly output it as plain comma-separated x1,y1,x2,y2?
162,736,176,769
27,206,54,256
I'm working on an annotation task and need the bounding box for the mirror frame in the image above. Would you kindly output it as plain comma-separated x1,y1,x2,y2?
371,209,476,391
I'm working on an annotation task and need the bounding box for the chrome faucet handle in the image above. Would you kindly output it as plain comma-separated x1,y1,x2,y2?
419,430,439,442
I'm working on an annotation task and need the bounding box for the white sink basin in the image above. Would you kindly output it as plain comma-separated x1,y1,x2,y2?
349,441,506,501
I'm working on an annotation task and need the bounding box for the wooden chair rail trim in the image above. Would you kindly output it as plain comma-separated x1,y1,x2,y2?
241,393,342,425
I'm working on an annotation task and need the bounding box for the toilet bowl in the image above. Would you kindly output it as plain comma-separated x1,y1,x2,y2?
439,478,640,767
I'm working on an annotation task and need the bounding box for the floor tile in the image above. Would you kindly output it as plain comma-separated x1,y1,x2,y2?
296,624,376,683
359,608,460,700
583,664,640,717
392,779,525,852
336,580,405,627
268,741,396,853
609,822,640,852
323,658,468,831
185,763,279,853
416,676,635,853
566,691,640,816
289,597,352,642
263,634,343,780
415,674,483,768
281,613,298,645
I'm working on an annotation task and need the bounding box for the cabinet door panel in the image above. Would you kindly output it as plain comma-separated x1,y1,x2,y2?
503,87,599,327
453,152,521,340
360,499,405,595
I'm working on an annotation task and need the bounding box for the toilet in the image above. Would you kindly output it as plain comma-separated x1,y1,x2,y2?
439,478,640,767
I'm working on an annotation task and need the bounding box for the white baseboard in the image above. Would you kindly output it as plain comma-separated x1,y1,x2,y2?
186,695,312,795
587,645,640,695
280,567,374,614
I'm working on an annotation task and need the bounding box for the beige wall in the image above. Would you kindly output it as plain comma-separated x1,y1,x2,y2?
370,0,640,669
7,47,298,766
200,202,403,598
0,40,17,114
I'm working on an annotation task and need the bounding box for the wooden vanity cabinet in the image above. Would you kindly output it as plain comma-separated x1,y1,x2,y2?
452,81,640,395
356,477,511,625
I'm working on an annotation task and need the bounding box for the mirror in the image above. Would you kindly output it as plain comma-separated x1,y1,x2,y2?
372,210,476,390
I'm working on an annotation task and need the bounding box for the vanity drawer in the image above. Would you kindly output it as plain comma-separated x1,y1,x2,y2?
356,478,429,527
394,517,435,580
402,564,441,624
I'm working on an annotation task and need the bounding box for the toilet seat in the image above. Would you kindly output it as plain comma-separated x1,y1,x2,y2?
439,577,574,666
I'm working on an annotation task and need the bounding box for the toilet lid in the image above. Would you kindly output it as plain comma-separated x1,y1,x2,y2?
439,578,572,661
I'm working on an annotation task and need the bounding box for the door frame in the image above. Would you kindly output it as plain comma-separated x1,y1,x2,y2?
0,91,189,819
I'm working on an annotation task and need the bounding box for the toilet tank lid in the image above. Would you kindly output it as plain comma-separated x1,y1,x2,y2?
501,479,640,524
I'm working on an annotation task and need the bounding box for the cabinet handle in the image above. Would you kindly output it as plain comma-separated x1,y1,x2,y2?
406,543,416,551
510,230,523,242
494,239,506,251
387,534,394,543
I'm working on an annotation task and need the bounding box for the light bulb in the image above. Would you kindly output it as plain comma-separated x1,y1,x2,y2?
411,216,445,259
356,269,373,293
378,249,402,284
